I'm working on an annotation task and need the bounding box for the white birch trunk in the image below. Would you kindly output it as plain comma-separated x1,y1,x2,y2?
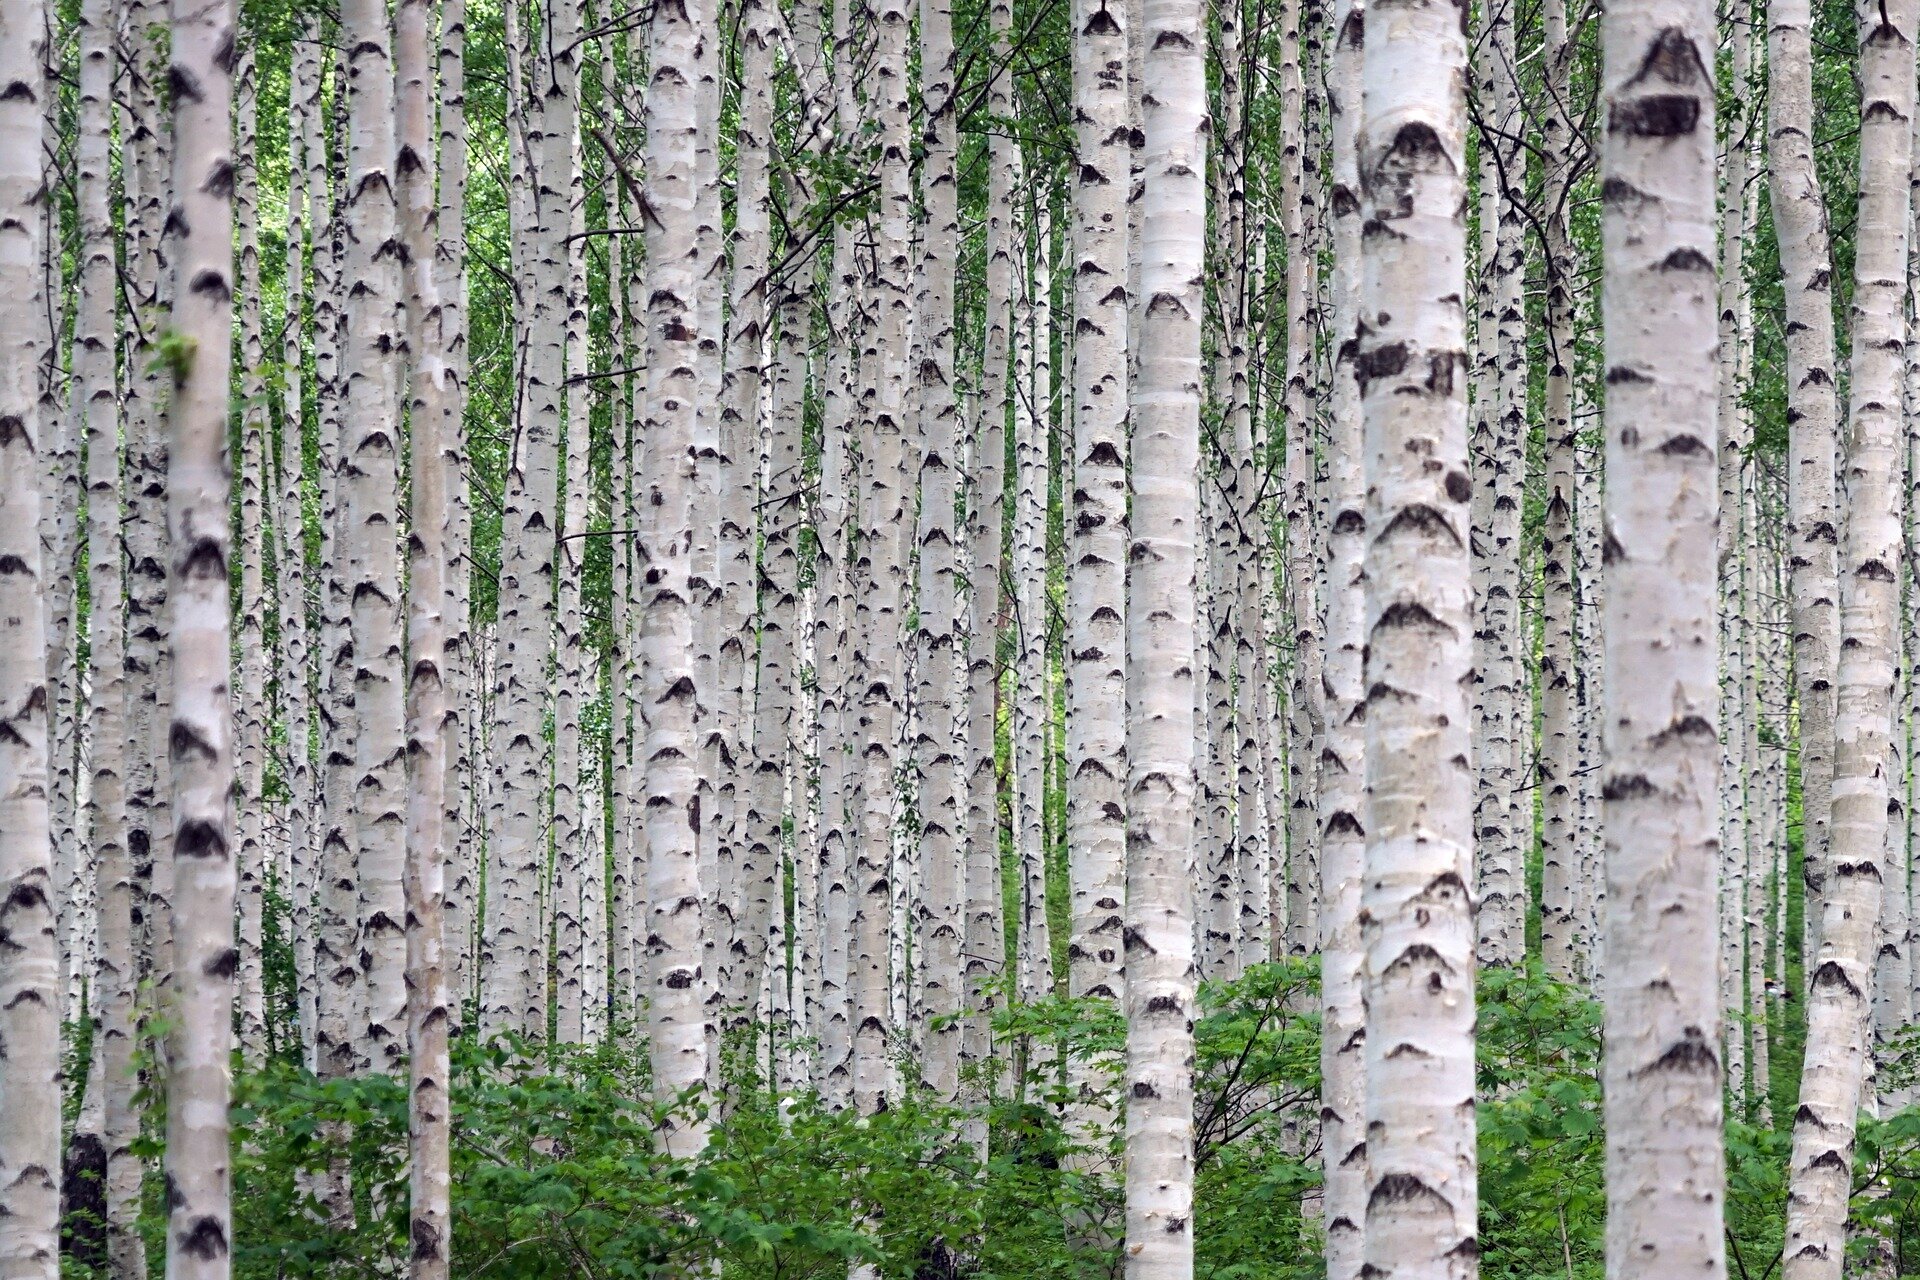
639,0,716,1151
1123,0,1204,1266
1319,0,1366,1270
1356,0,1477,1269
1782,0,1917,1269
0,0,59,1267
1598,0,1728,1270
396,0,456,1263
161,0,238,1261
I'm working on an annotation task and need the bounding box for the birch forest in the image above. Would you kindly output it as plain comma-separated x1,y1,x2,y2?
5,0,1920,1268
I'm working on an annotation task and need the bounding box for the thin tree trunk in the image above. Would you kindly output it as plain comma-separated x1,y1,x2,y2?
1472,0,1526,966
1782,0,1918,1269
1536,0,1580,980
161,0,238,1260
434,0,472,1018
961,0,1013,1139
233,37,270,1065
1767,0,1840,963
0,0,59,1266
1356,0,1477,1269
1123,0,1204,1266
554,111,589,1046
76,0,143,1266
281,13,320,1066
1318,0,1366,1268
396,0,456,1266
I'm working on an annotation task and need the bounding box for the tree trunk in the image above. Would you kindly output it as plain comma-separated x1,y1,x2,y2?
280,14,320,1066
0,1,59,1268
484,0,564,1041
396,0,455,1264
638,0,716,1153
961,0,1012,1144
1319,0,1366,1270
75,0,144,1266
1766,0,1840,962
1782,0,1917,1270
161,0,238,1261
1066,0,1129,1154
1536,0,1580,980
1356,0,1477,1269
342,0,408,1078
1123,0,1204,1267
915,0,965,1108
1598,2,1728,1272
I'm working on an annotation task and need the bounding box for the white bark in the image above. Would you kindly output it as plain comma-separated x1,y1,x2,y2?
161,0,238,1261
233,40,269,1063
1067,0,1129,1152
1123,0,1204,1266
1767,0,1840,957
915,0,965,1108
0,0,58,1268
1319,0,1365,1271
342,0,407,1077
1598,0,1728,1271
396,0,455,1264
1782,0,1917,1271
1356,0,1477,1269
638,0,716,1151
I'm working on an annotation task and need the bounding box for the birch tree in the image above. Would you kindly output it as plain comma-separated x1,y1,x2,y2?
396,0,455,1264
1319,0,1366,1270
161,0,239,1262
1123,0,1204,1265
638,0,716,1152
341,0,408,1078
1355,0,1477,1270
0,0,58,1266
1782,0,1918,1270
1597,0,1728,1267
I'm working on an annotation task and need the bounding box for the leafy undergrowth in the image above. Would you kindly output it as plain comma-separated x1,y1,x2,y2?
59,961,1920,1278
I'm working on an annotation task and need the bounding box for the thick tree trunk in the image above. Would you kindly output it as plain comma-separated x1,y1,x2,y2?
1782,0,1917,1271
724,0,777,1029
638,0,716,1153
161,0,238,1262
1066,0,1129,1155
1356,0,1477,1269
915,0,965,1108
342,0,408,1078
851,0,914,1119
484,0,564,1041
0,1,59,1268
1598,0,1728,1271
1123,0,1204,1267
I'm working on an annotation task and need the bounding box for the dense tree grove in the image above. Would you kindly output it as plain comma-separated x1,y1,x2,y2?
7,0,1920,1272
